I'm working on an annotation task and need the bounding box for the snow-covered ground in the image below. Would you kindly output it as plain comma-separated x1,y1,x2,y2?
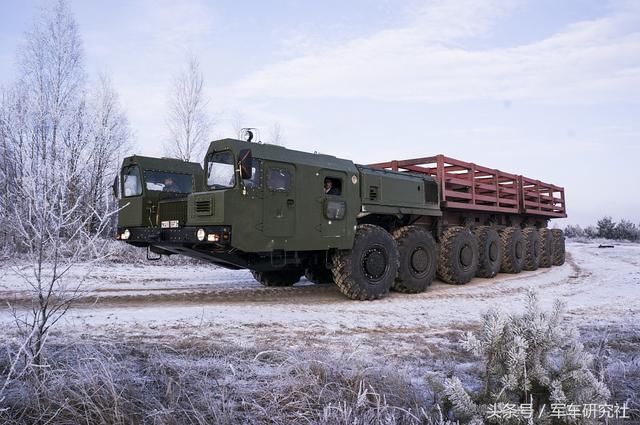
1,241,638,345
1,241,638,423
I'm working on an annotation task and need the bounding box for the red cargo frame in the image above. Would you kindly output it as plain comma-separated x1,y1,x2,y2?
368,155,566,218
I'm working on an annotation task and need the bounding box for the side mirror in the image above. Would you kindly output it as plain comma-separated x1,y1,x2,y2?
238,149,253,180
112,174,119,199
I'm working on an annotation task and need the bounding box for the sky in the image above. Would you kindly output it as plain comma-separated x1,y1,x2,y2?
1,0,639,226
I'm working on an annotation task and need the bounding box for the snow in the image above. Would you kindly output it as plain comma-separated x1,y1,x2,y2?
0,242,638,338
1,240,638,401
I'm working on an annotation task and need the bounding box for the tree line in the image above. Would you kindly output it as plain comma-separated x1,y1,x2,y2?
564,217,640,241
0,2,130,256
0,1,226,257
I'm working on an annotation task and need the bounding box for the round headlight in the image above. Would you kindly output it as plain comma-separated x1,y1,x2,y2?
122,229,131,240
196,229,206,241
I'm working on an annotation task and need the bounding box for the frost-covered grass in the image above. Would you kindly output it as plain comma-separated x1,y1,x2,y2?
0,321,637,425
0,334,440,425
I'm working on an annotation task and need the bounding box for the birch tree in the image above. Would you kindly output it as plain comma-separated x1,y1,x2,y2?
0,0,130,368
165,56,211,162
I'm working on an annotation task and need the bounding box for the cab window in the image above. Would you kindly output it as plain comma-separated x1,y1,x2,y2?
122,165,142,197
267,168,291,192
243,159,261,188
323,176,342,196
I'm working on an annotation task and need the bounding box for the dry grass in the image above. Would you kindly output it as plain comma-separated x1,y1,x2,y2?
0,334,443,425
580,324,640,421
0,323,636,424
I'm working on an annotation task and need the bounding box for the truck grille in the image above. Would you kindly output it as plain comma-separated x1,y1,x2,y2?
195,199,213,216
158,199,188,225
369,186,378,201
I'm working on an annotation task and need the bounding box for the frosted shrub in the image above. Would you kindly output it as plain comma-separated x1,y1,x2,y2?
444,289,610,424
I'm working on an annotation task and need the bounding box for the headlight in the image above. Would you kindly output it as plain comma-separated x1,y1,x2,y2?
196,229,206,241
121,229,131,240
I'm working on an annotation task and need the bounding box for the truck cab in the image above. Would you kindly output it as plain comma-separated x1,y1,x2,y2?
115,155,204,245
117,139,364,269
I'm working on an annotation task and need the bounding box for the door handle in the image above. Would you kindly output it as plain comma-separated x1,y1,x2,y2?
287,199,295,207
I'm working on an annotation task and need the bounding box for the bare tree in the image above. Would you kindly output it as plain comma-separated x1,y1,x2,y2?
231,111,246,138
85,75,130,234
269,122,284,145
0,0,129,369
165,56,211,162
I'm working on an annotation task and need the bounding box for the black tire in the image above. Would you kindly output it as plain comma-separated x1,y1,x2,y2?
251,269,303,287
522,227,541,271
500,227,525,273
392,226,437,293
437,226,479,285
474,226,502,278
538,228,553,268
331,224,399,300
304,266,334,284
551,229,566,266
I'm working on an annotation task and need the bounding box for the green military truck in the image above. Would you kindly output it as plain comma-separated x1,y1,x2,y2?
115,134,567,300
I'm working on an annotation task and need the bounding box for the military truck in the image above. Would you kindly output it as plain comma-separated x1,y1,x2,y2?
114,155,204,245
115,135,567,300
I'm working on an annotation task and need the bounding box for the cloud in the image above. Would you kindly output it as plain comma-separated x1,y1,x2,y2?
79,0,218,154
228,0,640,105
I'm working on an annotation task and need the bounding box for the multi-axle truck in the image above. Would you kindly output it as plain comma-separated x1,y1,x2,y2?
115,134,566,300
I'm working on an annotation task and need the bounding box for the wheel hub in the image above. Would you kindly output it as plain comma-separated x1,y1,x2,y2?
362,246,388,281
410,247,429,273
460,245,473,267
489,241,498,262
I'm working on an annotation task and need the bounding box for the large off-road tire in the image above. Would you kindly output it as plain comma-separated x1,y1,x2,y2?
331,224,399,300
551,229,566,266
304,266,334,284
538,228,553,268
522,227,541,271
500,227,525,273
251,269,303,287
474,226,502,278
437,226,479,285
392,226,437,293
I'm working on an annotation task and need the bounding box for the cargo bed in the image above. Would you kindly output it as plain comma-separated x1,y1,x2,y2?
368,155,566,218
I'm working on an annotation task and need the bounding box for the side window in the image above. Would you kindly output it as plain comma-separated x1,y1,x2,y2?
243,159,261,188
122,165,142,197
267,168,291,192
323,176,342,196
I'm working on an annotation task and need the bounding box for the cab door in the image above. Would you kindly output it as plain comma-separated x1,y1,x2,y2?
263,162,296,237
318,170,348,238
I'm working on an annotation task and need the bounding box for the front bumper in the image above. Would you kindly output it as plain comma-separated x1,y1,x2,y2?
116,226,231,245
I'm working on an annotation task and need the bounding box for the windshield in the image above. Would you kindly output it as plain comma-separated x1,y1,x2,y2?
207,151,236,189
144,171,193,193
122,165,142,197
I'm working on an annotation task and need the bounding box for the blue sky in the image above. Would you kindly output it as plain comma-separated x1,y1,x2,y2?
1,0,639,226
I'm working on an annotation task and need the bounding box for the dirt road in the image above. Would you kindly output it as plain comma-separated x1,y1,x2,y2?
1,242,638,337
